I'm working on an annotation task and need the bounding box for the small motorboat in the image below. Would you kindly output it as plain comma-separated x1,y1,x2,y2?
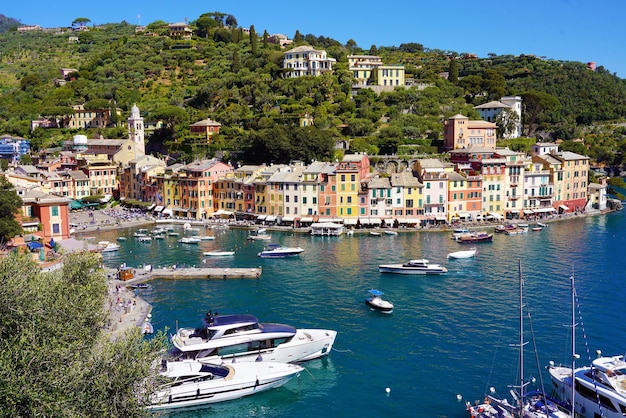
532,226,543,231
203,250,235,257
117,236,127,241
137,236,152,243
378,259,448,275
365,290,393,313
142,318,154,335
369,231,381,236
447,248,476,259
129,283,150,289
384,230,398,236
98,241,121,252
247,234,272,241
258,244,304,258
537,222,548,228
200,235,216,241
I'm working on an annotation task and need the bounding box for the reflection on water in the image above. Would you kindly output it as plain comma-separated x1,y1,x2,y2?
93,212,626,417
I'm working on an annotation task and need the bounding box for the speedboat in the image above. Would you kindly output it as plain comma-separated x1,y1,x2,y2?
365,290,393,313
447,248,476,259
98,241,120,252
384,230,398,236
200,235,216,241
378,259,448,275
247,234,272,241
148,360,303,411
203,250,235,257
168,312,337,365
451,228,469,240
258,244,304,258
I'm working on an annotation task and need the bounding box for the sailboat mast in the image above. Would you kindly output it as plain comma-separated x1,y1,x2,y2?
570,273,576,416
519,259,525,414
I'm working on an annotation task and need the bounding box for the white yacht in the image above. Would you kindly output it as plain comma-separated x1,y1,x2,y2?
378,259,448,275
549,354,626,417
257,244,304,258
168,312,337,365
148,360,303,411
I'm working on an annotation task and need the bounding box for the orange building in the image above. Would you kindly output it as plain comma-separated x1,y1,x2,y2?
443,114,497,151
19,189,71,241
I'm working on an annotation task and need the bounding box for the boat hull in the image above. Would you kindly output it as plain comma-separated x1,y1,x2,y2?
447,249,476,259
148,363,302,411
366,299,393,313
378,265,447,275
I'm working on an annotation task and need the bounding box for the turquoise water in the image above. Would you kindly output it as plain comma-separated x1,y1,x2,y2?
95,211,626,417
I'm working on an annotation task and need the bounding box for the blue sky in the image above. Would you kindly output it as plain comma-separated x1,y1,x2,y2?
4,0,625,78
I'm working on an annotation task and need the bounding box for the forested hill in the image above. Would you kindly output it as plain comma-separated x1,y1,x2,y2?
0,15,625,166
0,15,21,33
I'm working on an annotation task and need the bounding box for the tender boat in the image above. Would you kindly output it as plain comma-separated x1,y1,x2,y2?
200,236,216,241
505,226,528,235
137,236,152,243
258,244,304,258
203,250,235,257
117,236,127,241
369,231,382,236
98,241,120,252
168,312,337,365
365,289,393,313
456,232,493,244
384,230,398,236
148,360,303,411
447,248,476,259
537,222,548,228
378,259,448,275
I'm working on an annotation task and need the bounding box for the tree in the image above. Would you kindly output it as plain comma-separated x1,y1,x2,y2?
249,25,258,55
152,106,189,140
495,109,520,139
71,17,91,28
0,251,167,416
293,30,303,43
448,58,459,84
225,14,238,27
0,177,22,244
195,14,218,38
521,90,561,135
368,45,378,56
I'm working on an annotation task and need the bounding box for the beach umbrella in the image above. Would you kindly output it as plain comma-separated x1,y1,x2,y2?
27,241,43,251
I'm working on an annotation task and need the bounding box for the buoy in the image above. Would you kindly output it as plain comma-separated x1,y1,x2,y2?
457,394,462,401
385,387,390,394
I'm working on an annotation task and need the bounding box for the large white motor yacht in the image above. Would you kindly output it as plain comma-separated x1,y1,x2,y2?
168,312,337,365
378,259,448,275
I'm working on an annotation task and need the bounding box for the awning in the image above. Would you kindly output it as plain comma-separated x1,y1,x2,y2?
559,205,569,211
489,212,503,220
214,209,234,216
343,218,358,225
70,200,83,210
534,207,556,213
27,241,43,250
365,218,382,225
154,205,164,212
457,212,470,218
397,218,421,224
299,217,313,223
100,194,112,203
147,204,156,210
257,215,266,220
265,215,276,222
281,216,294,222
523,209,535,215
509,210,520,214
162,208,173,216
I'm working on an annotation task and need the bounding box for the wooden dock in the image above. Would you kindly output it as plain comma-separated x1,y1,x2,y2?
119,267,262,284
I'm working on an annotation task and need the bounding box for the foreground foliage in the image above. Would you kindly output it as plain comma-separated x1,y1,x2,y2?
0,251,167,417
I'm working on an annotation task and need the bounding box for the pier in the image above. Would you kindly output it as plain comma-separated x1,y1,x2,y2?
115,266,263,284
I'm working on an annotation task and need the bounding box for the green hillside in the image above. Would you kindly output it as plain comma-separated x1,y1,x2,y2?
1,14,625,166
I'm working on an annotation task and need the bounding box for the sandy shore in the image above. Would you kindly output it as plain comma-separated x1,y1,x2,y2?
104,278,153,339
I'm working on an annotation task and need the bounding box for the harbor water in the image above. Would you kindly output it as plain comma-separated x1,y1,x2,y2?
95,211,626,417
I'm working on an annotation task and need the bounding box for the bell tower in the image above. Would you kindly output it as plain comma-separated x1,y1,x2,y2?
128,103,145,157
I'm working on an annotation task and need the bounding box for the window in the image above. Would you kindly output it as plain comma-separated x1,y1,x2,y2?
52,224,60,234
51,206,59,216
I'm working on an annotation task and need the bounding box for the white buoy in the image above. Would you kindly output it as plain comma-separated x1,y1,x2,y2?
457,394,462,401
385,387,390,394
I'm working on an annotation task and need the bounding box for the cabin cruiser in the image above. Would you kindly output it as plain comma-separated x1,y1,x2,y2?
548,353,626,417
97,241,120,252
168,312,337,365
257,244,304,258
378,259,448,275
149,360,303,411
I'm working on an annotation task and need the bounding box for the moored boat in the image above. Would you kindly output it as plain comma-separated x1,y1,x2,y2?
365,289,393,313
378,259,448,275
447,248,476,259
456,232,493,244
149,360,303,411
168,312,337,364
203,250,235,257
98,241,120,252
178,237,201,244
258,244,304,258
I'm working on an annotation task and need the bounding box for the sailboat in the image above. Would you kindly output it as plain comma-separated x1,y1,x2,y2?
548,274,626,417
466,260,571,418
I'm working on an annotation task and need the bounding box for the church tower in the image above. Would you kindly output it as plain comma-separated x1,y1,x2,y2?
128,103,145,157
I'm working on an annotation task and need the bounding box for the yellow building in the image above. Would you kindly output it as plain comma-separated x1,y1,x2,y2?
372,65,405,88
